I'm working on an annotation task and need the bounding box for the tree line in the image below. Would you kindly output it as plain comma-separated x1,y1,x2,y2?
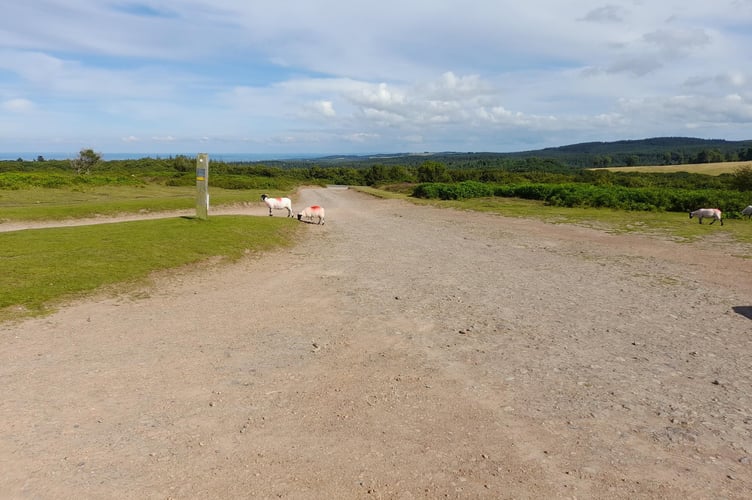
3,150,751,191
3,146,751,219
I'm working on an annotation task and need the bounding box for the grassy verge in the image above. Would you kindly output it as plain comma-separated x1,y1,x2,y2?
0,186,269,221
0,215,300,322
357,186,752,247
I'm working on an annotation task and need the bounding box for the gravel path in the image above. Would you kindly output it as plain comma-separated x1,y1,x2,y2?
1,186,751,499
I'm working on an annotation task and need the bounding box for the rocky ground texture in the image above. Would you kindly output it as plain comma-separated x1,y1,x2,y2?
1,187,751,499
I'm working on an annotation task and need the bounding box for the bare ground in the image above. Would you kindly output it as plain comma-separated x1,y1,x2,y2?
1,187,751,499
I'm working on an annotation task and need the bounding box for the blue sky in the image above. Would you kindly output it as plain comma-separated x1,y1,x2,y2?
1,0,752,158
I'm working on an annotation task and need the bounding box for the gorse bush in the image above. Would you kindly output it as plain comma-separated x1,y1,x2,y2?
210,175,303,191
1,166,305,192
413,181,494,200
0,172,144,189
0,173,71,189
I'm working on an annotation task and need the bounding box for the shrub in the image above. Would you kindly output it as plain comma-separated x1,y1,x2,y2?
412,181,494,200
412,180,751,217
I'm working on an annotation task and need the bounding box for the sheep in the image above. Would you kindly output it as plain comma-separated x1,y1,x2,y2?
297,205,325,225
742,205,752,219
261,194,293,217
689,208,723,226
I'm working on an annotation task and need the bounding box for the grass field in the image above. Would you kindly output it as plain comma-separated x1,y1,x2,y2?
0,185,300,322
356,186,752,246
3,184,750,323
0,185,265,221
594,160,752,175
0,215,300,322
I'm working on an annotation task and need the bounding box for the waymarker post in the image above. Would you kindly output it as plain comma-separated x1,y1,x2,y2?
196,153,209,220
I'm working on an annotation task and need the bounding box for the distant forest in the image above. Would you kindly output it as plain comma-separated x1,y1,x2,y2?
265,137,752,170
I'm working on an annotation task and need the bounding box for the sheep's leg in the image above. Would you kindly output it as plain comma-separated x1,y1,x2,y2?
710,218,716,225
268,207,273,216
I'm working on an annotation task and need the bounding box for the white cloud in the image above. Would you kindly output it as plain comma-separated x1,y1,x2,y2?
684,71,749,91
2,98,34,112
0,49,179,99
302,100,336,118
1,0,751,154
349,83,407,110
344,132,380,143
618,92,752,130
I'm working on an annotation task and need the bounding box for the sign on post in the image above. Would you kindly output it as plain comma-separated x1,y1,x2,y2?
196,153,209,219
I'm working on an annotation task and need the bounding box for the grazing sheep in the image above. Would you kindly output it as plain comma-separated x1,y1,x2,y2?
689,208,723,226
742,205,752,219
261,194,293,217
297,205,325,224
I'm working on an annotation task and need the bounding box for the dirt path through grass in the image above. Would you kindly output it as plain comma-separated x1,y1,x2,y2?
1,186,751,498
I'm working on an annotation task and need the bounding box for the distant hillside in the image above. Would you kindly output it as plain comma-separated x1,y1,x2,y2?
265,137,752,169
513,137,752,167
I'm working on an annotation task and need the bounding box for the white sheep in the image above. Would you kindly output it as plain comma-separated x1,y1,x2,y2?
689,208,723,226
742,205,752,219
297,205,325,224
261,194,293,217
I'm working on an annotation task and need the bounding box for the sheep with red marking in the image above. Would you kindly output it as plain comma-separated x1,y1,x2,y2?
297,205,325,224
742,205,752,219
261,194,293,217
689,208,723,226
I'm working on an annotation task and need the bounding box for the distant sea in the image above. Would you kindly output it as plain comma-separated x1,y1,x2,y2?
0,152,325,162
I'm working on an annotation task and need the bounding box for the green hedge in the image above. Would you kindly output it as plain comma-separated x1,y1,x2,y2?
413,180,494,200
413,181,751,217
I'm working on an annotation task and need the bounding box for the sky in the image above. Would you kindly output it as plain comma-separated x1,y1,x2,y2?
1,0,752,158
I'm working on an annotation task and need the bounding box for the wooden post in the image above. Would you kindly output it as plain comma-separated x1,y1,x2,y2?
196,153,209,219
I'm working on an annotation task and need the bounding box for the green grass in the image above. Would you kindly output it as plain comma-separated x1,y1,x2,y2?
597,160,752,176
0,185,267,221
0,215,300,322
359,187,752,248
3,183,750,323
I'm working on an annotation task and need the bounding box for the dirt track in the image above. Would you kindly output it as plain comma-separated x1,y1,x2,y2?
1,187,751,499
